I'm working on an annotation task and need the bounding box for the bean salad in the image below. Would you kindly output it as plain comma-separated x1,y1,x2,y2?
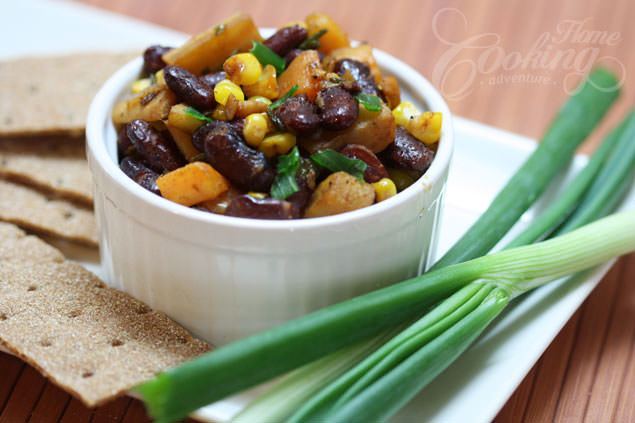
112,12,442,219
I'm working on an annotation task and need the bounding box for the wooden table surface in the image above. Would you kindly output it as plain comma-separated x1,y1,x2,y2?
1,0,633,422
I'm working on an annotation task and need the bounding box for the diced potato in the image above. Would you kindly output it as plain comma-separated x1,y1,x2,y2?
305,12,350,54
242,64,279,99
112,85,177,126
165,122,201,161
162,13,262,75
278,50,322,101
168,103,206,133
380,75,401,110
325,44,382,83
304,171,375,218
156,162,230,206
301,103,395,154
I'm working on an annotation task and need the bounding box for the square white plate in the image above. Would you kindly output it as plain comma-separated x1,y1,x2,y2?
3,1,633,422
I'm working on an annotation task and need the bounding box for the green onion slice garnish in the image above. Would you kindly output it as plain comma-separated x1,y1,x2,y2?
250,41,286,75
299,29,328,50
184,107,212,122
270,146,301,199
355,93,382,112
269,84,299,111
311,149,367,181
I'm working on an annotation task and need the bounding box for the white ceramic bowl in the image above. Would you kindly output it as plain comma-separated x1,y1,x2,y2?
86,40,454,346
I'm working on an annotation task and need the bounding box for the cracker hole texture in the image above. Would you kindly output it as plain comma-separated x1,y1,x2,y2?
111,339,124,347
82,371,94,378
63,211,74,219
68,310,81,318
27,285,37,292
40,339,52,347
0,313,7,321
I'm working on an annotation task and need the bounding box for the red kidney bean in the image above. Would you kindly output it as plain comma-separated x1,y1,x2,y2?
286,178,313,211
164,65,216,111
226,195,300,219
274,94,321,135
117,126,133,156
201,124,274,192
126,120,185,172
333,59,381,97
340,144,389,183
380,126,435,172
199,71,227,90
120,155,160,194
263,25,308,57
192,120,244,152
284,48,303,66
316,87,358,131
143,45,172,74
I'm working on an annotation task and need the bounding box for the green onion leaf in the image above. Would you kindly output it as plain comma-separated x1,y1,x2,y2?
271,146,301,199
269,84,299,111
190,153,206,162
184,107,212,123
311,149,367,181
299,29,328,50
250,41,286,75
355,93,382,112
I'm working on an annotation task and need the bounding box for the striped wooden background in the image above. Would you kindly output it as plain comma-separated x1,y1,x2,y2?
1,0,633,421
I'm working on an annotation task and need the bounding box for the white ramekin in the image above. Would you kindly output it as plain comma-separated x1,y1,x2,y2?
86,42,454,346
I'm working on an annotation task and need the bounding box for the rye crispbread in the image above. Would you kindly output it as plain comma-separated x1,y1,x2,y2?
0,222,211,407
0,136,93,206
0,52,137,137
0,179,98,246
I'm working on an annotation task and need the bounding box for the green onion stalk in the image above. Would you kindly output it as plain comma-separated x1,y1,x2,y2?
241,109,635,423
137,69,622,422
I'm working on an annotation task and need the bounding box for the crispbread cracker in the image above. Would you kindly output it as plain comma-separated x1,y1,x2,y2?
0,136,93,205
0,52,138,137
0,179,97,246
0,222,211,407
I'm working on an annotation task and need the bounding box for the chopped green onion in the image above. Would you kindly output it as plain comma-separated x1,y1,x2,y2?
214,24,225,35
299,29,327,50
268,84,298,111
355,93,382,112
310,149,367,181
184,107,212,123
270,146,301,199
250,41,286,75
190,153,206,162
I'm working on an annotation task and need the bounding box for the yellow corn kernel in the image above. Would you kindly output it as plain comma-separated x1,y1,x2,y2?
155,69,166,86
223,53,262,86
214,79,245,106
243,64,279,99
259,133,296,157
243,113,269,147
391,101,419,127
131,78,152,94
212,105,229,120
248,96,272,106
247,192,268,199
407,112,443,144
373,178,397,202
168,103,206,133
